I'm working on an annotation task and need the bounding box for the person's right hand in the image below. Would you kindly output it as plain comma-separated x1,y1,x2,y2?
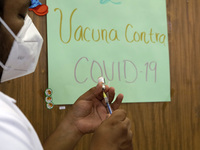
90,109,133,150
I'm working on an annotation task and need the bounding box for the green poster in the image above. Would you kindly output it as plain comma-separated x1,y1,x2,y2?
47,0,170,105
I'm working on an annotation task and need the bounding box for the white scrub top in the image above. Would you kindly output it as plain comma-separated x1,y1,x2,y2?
0,92,43,150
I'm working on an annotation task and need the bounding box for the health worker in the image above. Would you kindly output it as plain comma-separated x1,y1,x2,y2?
0,0,133,149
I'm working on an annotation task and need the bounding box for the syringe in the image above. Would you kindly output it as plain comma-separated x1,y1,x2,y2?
98,77,113,114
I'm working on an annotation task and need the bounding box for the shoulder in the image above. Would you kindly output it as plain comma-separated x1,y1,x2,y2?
0,111,34,149
0,92,43,150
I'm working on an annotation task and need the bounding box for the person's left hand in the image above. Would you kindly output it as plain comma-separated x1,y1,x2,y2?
66,83,124,135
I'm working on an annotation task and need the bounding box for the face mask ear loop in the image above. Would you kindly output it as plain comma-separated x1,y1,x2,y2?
0,17,20,42
0,61,9,71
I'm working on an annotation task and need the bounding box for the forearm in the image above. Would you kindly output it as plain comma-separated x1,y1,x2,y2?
43,119,83,150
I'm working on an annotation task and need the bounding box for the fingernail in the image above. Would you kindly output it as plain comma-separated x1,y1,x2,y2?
106,114,111,119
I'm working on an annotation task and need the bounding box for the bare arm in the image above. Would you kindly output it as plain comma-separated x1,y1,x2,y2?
43,113,83,150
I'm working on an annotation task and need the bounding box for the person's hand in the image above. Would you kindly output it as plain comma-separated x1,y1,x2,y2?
90,109,133,150
43,83,124,150
66,83,124,134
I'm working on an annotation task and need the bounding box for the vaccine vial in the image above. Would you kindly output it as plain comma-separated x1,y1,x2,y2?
98,77,106,90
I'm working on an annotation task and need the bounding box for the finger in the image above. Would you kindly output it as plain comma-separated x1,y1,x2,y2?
78,83,102,101
106,114,111,119
109,109,127,124
123,117,131,130
123,130,133,149
94,83,111,101
128,130,133,140
107,87,115,103
111,94,124,110
93,83,104,100
97,84,112,107
120,130,133,150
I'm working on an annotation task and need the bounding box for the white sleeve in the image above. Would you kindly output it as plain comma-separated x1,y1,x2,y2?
0,112,35,150
0,92,43,150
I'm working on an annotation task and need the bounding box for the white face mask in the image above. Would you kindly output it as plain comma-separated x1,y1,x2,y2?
0,15,43,82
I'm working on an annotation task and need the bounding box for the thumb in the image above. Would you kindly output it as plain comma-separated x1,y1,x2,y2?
109,109,127,123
